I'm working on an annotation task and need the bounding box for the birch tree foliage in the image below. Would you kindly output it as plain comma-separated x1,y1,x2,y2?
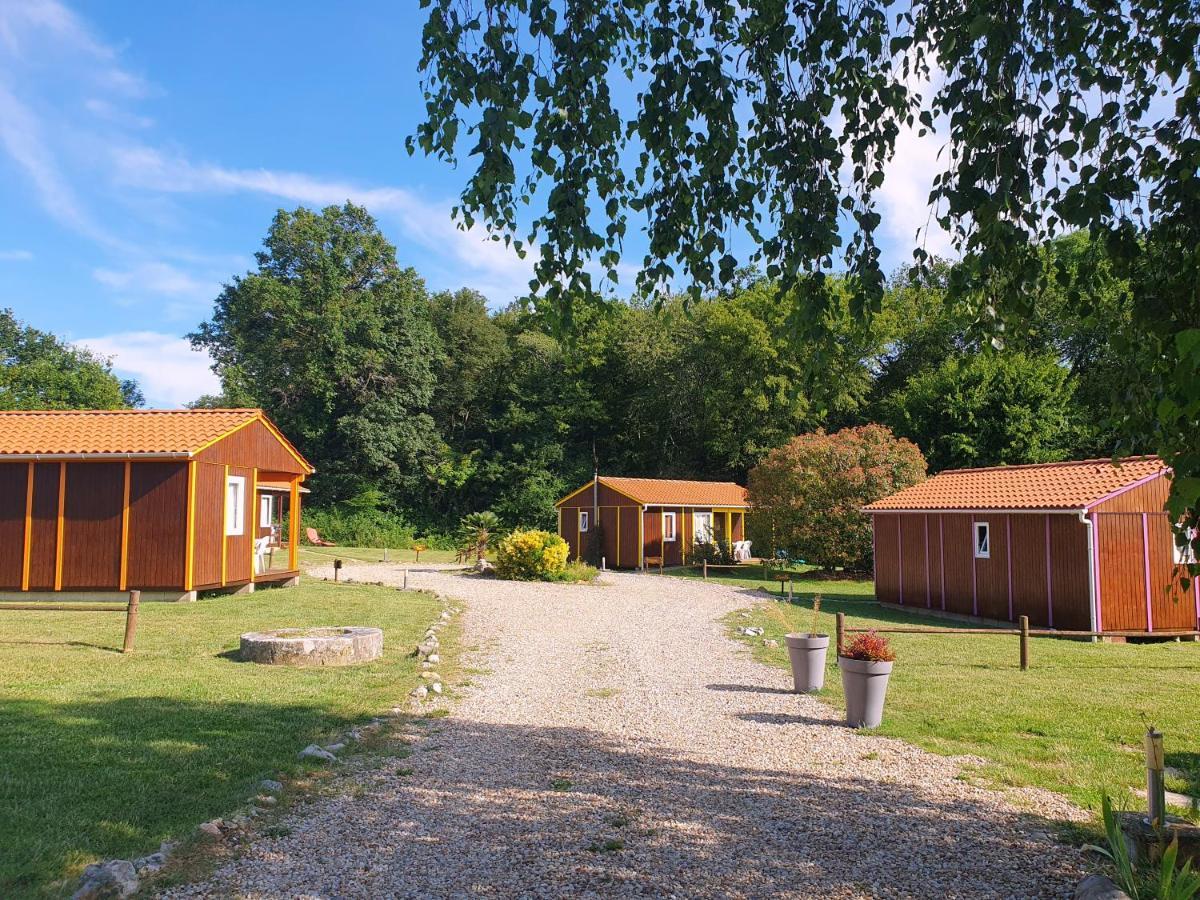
411,0,1200,531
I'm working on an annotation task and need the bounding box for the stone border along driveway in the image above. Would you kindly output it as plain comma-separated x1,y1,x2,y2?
166,567,1089,899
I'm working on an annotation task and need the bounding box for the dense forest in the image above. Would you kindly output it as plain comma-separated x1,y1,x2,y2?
178,203,1138,536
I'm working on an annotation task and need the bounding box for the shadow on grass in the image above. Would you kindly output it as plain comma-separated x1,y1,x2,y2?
0,695,362,897
150,716,1085,897
0,639,123,653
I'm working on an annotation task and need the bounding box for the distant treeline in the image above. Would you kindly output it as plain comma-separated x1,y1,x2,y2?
185,204,1135,535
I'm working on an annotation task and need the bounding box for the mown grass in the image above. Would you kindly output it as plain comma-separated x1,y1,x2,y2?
0,579,442,897
297,544,462,567
675,566,1200,819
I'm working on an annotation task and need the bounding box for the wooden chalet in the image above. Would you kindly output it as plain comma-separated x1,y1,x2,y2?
864,457,1199,634
0,409,314,601
556,475,749,569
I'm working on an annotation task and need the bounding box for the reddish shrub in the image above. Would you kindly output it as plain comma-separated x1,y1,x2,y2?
842,630,896,662
747,424,926,572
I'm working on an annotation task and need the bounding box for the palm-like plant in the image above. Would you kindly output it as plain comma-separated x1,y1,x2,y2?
457,511,501,562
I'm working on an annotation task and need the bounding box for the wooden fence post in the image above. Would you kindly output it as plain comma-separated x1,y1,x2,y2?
836,611,845,658
1019,615,1029,670
703,559,708,580
122,590,140,654
788,580,794,604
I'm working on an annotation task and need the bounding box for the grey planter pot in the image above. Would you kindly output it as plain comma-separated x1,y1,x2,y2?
838,657,893,728
784,634,829,693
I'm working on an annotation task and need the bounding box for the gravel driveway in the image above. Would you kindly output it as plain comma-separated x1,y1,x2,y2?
170,567,1087,898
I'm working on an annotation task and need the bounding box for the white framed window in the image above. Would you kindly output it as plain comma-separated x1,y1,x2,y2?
1174,527,1198,565
260,494,277,528
973,521,990,559
663,511,677,542
225,475,246,536
578,510,589,533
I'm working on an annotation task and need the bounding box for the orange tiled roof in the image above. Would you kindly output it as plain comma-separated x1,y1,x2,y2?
596,476,749,508
0,408,293,459
863,457,1168,512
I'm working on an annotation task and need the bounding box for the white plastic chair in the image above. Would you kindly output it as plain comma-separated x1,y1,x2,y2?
733,540,753,562
254,536,273,574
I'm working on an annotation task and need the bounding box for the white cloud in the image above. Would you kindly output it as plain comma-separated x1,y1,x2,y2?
0,249,33,261
76,331,219,407
93,261,217,300
876,122,956,263
109,146,537,305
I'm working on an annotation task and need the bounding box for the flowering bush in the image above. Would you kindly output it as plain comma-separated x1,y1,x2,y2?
494,529,570,580
841,631,896,662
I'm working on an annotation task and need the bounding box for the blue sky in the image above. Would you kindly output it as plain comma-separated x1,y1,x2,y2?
0,1,948,406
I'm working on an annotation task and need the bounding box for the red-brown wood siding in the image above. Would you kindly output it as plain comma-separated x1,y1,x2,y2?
0,463,27,589
126,462,188,589
926,515,945,609
643,509,663,561
1008,514,1049,626
191,462,224,589
224,464,253,583
1092,474,1170,514
1097,513,1148,631
971,514,1010,621
27,463,60,590
194,419,308,474
619,506,640,567
598,506,619,568
1145,513,1197,629
1048,516,1091,630
873,514,900,604
874,511,1093,627
940,514,975,617
898,515,927,606
661,507,684,566
60,462,124,589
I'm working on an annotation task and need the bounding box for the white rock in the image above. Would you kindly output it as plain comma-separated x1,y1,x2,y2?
260,779,283,794
299,744,338,763
197,821,223,837
431,682,444,695
411,685,428,699
256,794,278,807
325,742,346,752
427,653,441,664
420,671,441,681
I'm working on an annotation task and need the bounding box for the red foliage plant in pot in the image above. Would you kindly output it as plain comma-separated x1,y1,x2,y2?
841,631,895,663
838,631,895,728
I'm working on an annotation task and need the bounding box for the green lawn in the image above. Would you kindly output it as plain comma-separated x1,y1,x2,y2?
676,566,1200,817
298,544,462,567
0,580,442,897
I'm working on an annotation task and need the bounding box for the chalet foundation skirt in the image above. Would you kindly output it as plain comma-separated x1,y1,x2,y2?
838,657,893,728
784,634,829,693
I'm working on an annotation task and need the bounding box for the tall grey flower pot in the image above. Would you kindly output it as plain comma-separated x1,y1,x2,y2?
838,657,893,728
784,634,829,693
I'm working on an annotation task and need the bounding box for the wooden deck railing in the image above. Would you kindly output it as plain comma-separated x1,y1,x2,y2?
0,589,140,653
834,611,1200,670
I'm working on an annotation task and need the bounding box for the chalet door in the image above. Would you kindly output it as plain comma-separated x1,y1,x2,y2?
694,512,713,542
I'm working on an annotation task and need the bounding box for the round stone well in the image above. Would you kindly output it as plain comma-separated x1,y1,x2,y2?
239,626,383,667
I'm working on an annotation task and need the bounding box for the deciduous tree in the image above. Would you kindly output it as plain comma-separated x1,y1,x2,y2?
0,309,142,410
414,0,1200,540
747,425,926,571
189,204,441,506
